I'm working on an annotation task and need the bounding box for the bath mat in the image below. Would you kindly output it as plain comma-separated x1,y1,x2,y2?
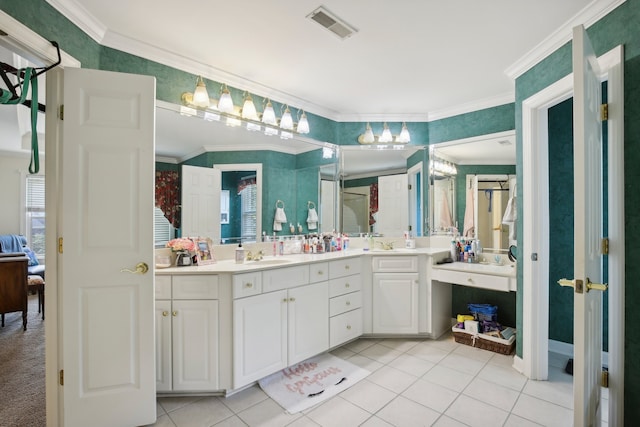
258,353,370,414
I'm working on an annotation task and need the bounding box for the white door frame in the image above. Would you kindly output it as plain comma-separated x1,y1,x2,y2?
0,10,81,426
521,45,624,422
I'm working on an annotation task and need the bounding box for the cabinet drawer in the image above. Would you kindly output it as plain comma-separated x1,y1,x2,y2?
233,272,262,298
372,256,418,273
330,291,362,317
173,275,219,299
262,265,309,292
309,262,329,283
330,309,362,348
329,258,361,279
329,274,361,298
431,268,512,292
155,275,172,299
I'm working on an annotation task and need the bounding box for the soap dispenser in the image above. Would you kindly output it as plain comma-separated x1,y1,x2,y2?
235,243,245,264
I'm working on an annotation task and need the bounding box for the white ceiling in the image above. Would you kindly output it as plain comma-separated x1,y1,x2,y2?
0,1,619,167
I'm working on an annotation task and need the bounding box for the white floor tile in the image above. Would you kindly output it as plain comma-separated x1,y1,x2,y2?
305,396,371,426
503,414,543,427
347,354,385,373
330,346,357,360
511,394,573,427
158,396,204,413
477,361,528,392
221,385,269,413
212,415,250,427
377,338,423,353
407,341,452,364
339,379,397,413
463,377,520,412
401,377,459,413
375,396,441,427
439,352,487,376
421,365,474,393
237,398,302,427
144,414,177,427
365,365,419,394
431,415,470,427
284,416,321,427
445,394,509,427
487,352,517,368
387,353,435,377
167,396,234,427
451,342,495,363
359,343,403,364
359,416,394,427
342,338,379,354
522,376,573,410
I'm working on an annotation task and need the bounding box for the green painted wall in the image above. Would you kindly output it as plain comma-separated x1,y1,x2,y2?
514,0,639,417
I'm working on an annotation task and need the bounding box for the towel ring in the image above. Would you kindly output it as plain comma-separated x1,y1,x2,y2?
307,201,316,209
276,200,285,209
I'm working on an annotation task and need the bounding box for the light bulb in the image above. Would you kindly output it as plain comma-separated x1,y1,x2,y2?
218,84,234,113
379,123,392,143
296,112,310,134
241,93,258,120
280,106,293,130
398,122,410,143
262,100,277,125
192,76,210,108
363,123,375,143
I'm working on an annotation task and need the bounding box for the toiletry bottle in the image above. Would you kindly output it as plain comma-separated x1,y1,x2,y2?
278,238,284,256
363,234,370,251
272,233,277,256
235,243,244,264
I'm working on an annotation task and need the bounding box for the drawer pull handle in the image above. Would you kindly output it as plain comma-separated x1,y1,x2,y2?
245,282,253,288
346,301,351,306
172,311,178,317
289,297,296,302
317,270,324,275
467,278,474,283
346,325,352,330
345,283,350,288
345,265,350,270
283,298,288,303
162,311,169,317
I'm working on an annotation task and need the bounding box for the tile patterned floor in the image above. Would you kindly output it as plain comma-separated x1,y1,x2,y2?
147,335,608,427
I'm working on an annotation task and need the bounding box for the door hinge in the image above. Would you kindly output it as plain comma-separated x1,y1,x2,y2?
600,103,608,121
59,104,64,120
601,369,609,388
408,184,412,190
601,237,609,255
59,369,64,386
58,237,63,254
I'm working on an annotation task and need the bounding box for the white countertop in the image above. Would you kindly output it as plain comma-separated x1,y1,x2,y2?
156,247,450,275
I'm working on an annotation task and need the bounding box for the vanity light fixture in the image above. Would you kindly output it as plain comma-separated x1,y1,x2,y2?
191,76,210,108
430,155,457,176
280,105,294,130
241,91,259,121
379,122,393,143
218,83,235,113
262,99,277,125
296,110,310,134
358,122,411,144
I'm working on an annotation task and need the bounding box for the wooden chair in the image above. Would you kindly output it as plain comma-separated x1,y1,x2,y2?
27,275,45,320
0,253,28,330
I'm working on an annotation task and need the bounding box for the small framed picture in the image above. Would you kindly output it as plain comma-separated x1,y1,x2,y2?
194,237,215,265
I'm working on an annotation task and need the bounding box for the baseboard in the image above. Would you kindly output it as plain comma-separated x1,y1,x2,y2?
512,355,524,374
548,339,609,367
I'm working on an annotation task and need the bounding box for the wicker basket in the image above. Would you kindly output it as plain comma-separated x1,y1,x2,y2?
451,326,515,355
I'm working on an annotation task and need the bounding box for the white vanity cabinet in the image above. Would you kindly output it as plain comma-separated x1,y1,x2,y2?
328,258,363,347
155,274,220,392
232,264,329,389
372,256,419,334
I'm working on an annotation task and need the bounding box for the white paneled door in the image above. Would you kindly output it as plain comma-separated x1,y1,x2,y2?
61,68,156,427
181,164,221,241
572,24,604,426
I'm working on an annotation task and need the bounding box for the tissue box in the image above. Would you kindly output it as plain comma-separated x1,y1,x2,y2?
451,326,515,355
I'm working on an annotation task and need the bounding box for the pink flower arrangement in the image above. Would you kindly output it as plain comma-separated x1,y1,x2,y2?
166,238,196,252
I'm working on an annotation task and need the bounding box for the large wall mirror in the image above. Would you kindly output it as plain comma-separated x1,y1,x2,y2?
430,131,516,250
340,145,427,238
155,101,339,244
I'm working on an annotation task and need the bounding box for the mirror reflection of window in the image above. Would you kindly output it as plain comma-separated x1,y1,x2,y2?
240,182,257,243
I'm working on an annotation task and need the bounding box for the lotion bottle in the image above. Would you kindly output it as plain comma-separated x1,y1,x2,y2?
235,243,244,264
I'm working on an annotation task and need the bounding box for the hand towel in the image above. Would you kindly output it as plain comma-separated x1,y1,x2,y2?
439,189,453,229
463,186,475,237
502,196,517,240
273,206,287,232
307,207,318,230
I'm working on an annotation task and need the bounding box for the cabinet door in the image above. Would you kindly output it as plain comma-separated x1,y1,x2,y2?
372,273,419,334
288,282,329,365
172,300,219,391
155,300,172,392
233,290,288,388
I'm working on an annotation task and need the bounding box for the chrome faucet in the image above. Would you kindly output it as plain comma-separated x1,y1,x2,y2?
246,250,265,261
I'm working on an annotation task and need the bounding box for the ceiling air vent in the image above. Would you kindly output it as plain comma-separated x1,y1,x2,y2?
307,6,358,40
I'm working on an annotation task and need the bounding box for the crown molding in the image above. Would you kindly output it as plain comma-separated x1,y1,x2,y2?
505,0,626,80
46,0,107,43
426,92,515,121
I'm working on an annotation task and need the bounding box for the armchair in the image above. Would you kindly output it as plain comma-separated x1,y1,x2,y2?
0,234,44,279
0,253,28,330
